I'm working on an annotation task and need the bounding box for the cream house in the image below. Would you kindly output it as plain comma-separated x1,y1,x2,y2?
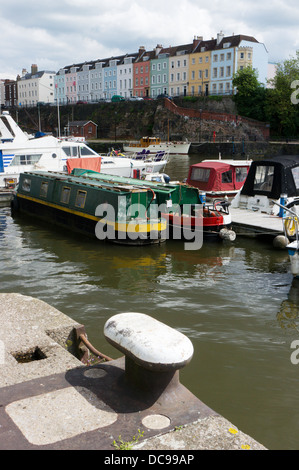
17,65,55,107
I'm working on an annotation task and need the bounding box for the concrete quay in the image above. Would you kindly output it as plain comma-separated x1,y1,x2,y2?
0,293,267,451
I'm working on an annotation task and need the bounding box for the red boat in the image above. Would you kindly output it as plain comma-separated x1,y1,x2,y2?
161,199,236,241
186,159,251,199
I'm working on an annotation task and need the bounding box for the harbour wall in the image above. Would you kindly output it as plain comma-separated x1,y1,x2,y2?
88,139,299,160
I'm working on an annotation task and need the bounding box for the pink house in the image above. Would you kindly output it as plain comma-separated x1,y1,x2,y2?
65,66,78,104
133,47,153,98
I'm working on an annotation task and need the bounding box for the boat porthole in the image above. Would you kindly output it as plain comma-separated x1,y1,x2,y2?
52,153,57,158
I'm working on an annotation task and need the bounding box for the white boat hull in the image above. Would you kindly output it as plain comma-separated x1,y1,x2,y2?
123,142,190,155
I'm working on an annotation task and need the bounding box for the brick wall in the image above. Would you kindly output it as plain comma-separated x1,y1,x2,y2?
164,99,270,140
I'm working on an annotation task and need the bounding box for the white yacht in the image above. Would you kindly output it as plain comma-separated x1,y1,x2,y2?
0,111,168,191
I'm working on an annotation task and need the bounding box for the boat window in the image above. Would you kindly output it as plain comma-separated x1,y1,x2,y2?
61,186,71,204
222,170,232,183
190,167,210,182
75,190,87,208
22,178,31,192
253,165,274,191
80,146,97,156
10,154,42,166
40,181,49,198
62,147,72,157
235,167,248,182
62,146,80,157
291,167,299,189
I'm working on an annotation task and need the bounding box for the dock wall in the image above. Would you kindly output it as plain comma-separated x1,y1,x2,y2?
0,293,267,450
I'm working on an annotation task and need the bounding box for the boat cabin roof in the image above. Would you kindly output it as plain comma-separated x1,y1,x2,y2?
241,155,299,199
21,171,149,194
191,160,251,171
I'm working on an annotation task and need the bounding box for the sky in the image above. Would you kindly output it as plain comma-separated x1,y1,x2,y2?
1,0,299,79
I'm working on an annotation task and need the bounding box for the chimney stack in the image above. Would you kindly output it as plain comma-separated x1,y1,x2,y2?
217,31,224,45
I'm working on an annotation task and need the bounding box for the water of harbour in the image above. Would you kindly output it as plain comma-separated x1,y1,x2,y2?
0,154,299,450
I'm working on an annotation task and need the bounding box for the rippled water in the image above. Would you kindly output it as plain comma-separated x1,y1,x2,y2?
0,154,299,450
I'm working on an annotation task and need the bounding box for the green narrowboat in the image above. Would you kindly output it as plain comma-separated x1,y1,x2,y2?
69,169,235,241
12,171,167,245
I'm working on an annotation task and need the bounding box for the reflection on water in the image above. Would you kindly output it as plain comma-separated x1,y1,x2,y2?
0,178,299,450
277,281,299,332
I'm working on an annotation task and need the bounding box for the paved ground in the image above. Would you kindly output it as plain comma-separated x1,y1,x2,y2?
0,293,267,450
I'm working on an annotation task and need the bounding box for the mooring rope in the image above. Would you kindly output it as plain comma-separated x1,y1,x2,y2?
79,334,113,362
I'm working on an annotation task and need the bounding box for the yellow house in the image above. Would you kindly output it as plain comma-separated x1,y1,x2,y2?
188,37,215,96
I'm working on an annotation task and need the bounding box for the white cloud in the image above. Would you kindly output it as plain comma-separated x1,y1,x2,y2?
0,0,298,79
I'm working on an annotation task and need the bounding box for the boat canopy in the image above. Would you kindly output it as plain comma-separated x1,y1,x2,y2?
241,155,299,199
187,161,248,193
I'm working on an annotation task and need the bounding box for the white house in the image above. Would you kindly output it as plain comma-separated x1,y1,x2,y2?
17,65,56,107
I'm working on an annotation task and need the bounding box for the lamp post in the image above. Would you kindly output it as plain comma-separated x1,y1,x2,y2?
199,108,202,143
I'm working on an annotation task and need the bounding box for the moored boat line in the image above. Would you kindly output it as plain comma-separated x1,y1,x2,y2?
68,168,236,242
0,111,168,203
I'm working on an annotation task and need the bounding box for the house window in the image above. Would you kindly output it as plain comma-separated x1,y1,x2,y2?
75,190,87,208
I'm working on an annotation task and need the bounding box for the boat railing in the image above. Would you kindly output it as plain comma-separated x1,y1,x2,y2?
212,198,231,215
272,200,299,240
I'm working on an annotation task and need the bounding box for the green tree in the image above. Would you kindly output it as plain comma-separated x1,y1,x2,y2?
232,67,267,121
265,51,299,136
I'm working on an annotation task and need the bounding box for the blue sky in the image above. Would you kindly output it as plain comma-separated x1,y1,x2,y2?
1,0,298,79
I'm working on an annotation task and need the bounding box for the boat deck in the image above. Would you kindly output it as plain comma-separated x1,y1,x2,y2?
230,207,284,238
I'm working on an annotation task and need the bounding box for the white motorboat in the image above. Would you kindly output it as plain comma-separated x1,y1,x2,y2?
123,136,190,155
231,155,299,217
230,156,299,239
0,112,168,197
